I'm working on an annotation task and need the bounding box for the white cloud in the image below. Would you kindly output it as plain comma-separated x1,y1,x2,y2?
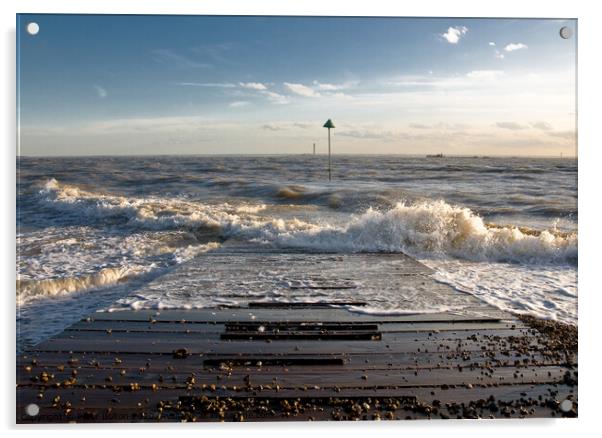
229,101,250,108
283,82,321,97
263,90,289,104
239,82,267,90
489,42,496,46
328,92,353,100
466,70,505,80
312,80,340,91
440,26,468,44
504,43,528,52
312,80,357,91
93,85,107,99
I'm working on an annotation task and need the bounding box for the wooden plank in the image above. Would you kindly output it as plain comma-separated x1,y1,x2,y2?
18,349,574,376
224,322,380,331
88,309,505,324
46,327,536,345
66,319,525,334
220,331,382,341
16,382,577,423
16,383,576,409
17,364,573,389
30,337,545,356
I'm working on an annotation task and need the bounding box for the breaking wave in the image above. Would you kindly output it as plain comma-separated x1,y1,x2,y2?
17,266,144,304
17,227,221,304
39,178,577,265
271,201,577,264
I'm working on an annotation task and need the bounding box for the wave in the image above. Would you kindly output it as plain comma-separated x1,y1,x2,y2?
40,178,266,230
257,201,577,264
17,266,143,303
39,179,577,265
17,240,221,304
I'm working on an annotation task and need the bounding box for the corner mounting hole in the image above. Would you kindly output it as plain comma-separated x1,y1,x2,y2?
25,403,39,416
559,26,573,40
559,399,573,412
26,22,39,36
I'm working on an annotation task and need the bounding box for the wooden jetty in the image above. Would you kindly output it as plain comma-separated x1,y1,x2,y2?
16,246,578,423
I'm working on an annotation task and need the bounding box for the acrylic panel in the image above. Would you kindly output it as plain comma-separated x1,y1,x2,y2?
16,14,577,423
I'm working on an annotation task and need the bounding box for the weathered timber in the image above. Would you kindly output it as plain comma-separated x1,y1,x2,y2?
16,249,577,423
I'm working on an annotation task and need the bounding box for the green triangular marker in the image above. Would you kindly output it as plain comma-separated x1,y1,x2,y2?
323,119,335,129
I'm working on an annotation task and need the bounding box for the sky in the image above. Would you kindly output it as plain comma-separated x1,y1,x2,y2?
17,15,577,156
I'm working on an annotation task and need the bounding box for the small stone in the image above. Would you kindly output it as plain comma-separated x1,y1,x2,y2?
172,348,189,359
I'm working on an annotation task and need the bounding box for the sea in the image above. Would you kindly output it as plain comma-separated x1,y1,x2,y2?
16,155,578,351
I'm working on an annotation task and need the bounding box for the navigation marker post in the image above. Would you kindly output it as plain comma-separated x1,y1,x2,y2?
323,119,335,181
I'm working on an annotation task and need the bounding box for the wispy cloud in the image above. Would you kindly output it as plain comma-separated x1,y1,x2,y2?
189,43,234,64
312,80,357,91
312,81,341,91
229,101,250,108
239,82,267,90
263,90,289,104
487,42,505,59
409,122,470,130
466,70,504,80
283,82,321,97
504,43,528,52
495,122,528,130
176,80,288,104
257,121,318,131
152,48,212,69
409,123,430,129
440,26,468,44
337,129,398,141
388,70,505,90
93,84,107,99
531,121,553,131
495,121,556,131
177,82,236,88
260,123,286,131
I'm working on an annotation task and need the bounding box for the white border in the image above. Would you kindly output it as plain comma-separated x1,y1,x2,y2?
2,1,600,437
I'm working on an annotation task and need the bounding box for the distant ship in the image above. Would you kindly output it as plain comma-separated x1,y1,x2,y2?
426,153,444,158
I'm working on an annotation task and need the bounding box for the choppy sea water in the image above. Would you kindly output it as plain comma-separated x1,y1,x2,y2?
16,155,577,349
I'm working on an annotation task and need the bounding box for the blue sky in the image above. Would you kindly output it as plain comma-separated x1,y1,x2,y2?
18,15,576,156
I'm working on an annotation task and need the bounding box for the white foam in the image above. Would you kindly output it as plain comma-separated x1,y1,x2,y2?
17,266,144,304
17,222,221,303
242,201,577,265
427,259,577,324
30,179,578,324
40,179,577,265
